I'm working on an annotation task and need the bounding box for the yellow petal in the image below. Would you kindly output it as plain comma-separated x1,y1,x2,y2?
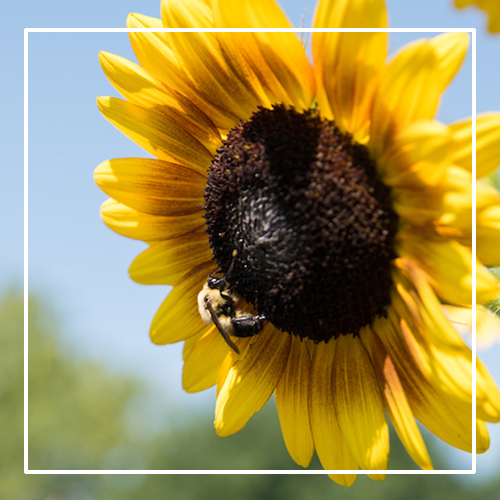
333,335,389,471
397,233,499,306
367,473,386,481
392,290,500,430
478,201,500,265
429,32,469,93
161,1,263,125
455,0,500,33
275,335,314,468
478,306,500,344
308,340,358,484
164,33,258,126
397,311,499,423
361,325,433,470
161,0,214,28
392,266,500,424
374,314,482,452
431,171,499,244
216,337,253,398
474,264,497,307
379,119,452,188
477,419,491,453
313,0,387,140
449,113,500,178
392,259,473,351
215,326,291,437
391,165,472,233
439,309,500,421
182,331,203,361
183,327,229,393
129,233,212,286
126,13,238,131
94,158,206,217
213,0,315,110
150,262,214,345
443,304,500,346
97,97,213,173
99,50,222,154
477,357,500,422
126,13,176,81
327,474,358,487
370,39,441,157
100,199,205,242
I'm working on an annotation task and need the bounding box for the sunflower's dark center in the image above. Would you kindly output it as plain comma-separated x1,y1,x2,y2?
203,105,399,342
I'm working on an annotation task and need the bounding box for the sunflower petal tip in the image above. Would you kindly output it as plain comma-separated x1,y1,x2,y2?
328,474,358,487
96,95,109,109
214,419,231,438
98,51,114,67
149,327,164,346
127,12,138,23
93,159,110,179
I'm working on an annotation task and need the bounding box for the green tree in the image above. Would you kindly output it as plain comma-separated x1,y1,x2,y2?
1,291,145,499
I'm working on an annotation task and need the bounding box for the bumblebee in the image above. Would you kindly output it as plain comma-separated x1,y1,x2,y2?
197,273,267,354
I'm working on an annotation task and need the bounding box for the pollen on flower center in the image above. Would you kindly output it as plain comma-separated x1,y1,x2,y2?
204,105,399,342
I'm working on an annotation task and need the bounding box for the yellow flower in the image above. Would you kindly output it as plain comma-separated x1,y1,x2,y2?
455,0,500,33
95,0,500,486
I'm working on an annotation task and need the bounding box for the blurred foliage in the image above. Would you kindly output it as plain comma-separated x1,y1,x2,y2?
2,290,500,499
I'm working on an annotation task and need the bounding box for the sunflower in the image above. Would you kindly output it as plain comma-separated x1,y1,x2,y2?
454,0,500,33
95,0,500,486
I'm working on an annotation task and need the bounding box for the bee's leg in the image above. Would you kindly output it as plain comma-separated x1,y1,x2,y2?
204,296,240,354
209,250,238,297
230,315,267,338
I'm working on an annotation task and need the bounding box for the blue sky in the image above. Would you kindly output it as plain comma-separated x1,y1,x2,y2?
8,0,500,475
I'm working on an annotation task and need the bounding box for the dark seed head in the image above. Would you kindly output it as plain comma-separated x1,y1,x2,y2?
203,105,399,342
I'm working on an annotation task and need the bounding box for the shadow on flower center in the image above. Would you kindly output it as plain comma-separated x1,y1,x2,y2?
204,105,399,342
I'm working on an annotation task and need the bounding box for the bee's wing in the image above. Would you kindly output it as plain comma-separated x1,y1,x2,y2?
204,297,240,354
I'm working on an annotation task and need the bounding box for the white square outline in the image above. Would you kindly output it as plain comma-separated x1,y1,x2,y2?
24,27,477,475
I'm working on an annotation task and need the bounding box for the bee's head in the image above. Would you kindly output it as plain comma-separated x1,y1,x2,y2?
207,276,224,290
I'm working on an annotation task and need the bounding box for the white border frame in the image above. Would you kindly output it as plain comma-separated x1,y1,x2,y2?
24,27,477,475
